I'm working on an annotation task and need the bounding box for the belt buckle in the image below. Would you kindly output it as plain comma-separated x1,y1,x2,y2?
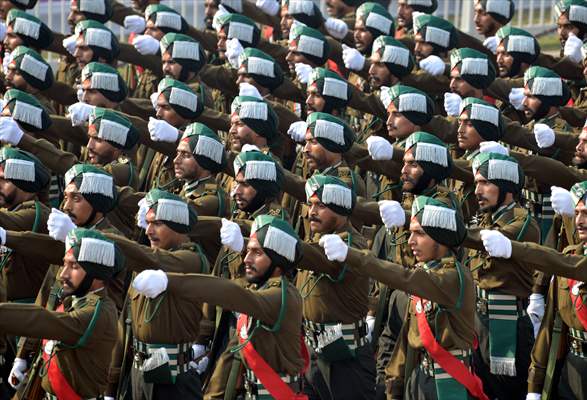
476,298,488,314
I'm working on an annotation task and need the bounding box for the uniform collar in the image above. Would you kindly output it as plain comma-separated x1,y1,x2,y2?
491,201,516,224
183,175,212,195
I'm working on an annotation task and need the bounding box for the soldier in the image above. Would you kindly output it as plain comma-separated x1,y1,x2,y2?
320,196,485,400
3,9,53,53
160,33,208,88
132,215,306,399
495,26,540,79
395,0,438,38
474,0,516,44
412,13,458,66
3,228,124,399
304,67,352,118
287,25,330,79
0,0,37,21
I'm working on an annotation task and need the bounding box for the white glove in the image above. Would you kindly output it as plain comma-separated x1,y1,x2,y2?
444,92,462,116
62,35,77,56
288,121,307,143
255,0,280,16
0,117,23,145
342,44,366,71
366,315,376,343
564,33,584,64
526,393,541,400
527,293,545,338
551,186,575,217
319,234,349,262
240,144,261,153
226,38,244,69
189,344,209,374
220,218,244,252
2,51,11,75
76,84,84,102
0,227,5,246
137,198,148,229
47,208,77,242
483,36,498,54
212,5,230,31
294,63,313,84
133,34,160,55
325,17,349,40
480,229,512,259
508,87,525,111
419,55,445,76
479,141,509,156
67,102,95,127
239,82,262,99
148,117,179,142
150,91,160,110
0,22,7,42
124,15,146,34
366,136,394,160
533,123,555,148
378,200,405,229
8,358,27,390
132,269,168,298
104,397,115,400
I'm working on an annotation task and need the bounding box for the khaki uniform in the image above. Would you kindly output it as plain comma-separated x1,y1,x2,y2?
180,177,230,218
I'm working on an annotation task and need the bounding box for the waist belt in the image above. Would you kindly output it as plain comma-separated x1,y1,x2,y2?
303,318,368,351
132,338,194,376
476,287,527,318
244,369,301,399
569,328,587,358
420,349,472,378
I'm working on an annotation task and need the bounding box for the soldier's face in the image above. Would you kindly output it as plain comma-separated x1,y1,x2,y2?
0,0,15,21
303,131,331,172
457,114,483,151
474,172,500,211
232,172,258,211
74,36,95,69
308,195,345,234
81,80,111,108
229,114,257,152
62,183,96,226
174,140,199,181
236,71,264,93
521,87,541,120
573,130,587,167
396,0,413,29
156,94,189,127
243,237,273,284
386,102,419,140
286,43,313,75
576,200,587,242
414,33,434,63
280,6,294,39
217,30,228,60
496,42,515,78
473,2,500,37
145,19,165,41
0,165,19,208
325,0,346,18
450,68,476,98
86,130,120,165
408,218,447,263
5,63,29,92
204,0,219,29
368,59,392,90
306,85,326,114
60,252,88,296
162,52,184,80
3,26,23,53
401,149,424,192
354,19,373,54
557,13,581,48
145,209,185,249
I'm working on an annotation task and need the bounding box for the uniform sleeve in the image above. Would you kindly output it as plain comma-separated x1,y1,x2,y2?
422,116,459,144
502,119,577,160
117,43,164,77
385,312,410,399
402,71,451,98
560,106,587,128
110,1,140,26
119,98,156,121
42,81,78,107
352,199,384,227
198,64,239,97
0,207,38,231
300,241,350,276
348,85,387,119
486,77,523,104
196,108,231,132
45,115,88,146
509,241,587,281
5,231,65,265
343,143,403,178
535,53,583,81
510,151,586,190
242,0,280,30
273,78,305,104
17,135,78,175
185,26,218,53
280,167,307,202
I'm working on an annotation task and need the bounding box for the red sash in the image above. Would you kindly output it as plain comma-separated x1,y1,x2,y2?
42,305,82,400
413,296,489,400
568,278,587,330
237,313,309,400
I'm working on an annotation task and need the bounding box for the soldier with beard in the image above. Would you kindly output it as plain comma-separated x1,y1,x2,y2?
473,0,516,50
287,25,330,83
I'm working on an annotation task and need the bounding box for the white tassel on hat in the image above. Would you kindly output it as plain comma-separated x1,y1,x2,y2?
244,160,277,181
470,103,499,126
195,135,224,164
98,119,129,146
239,101,268,120
85,28,112,50
79,0,106,15
415,142,448,167
425,26,450,48
172,41,200,61
570,4,587,24
13,18,40,39
288,0,314,15
298,35,324,58
507,35,535,55
79,172,114,197
155,198,190,225
12,101,42,129
381,45,410,67
409,0,433,6
366,13,392,34
461,58,489,76
222,0,243,12
531,77,563,97
263,226,297,262
20,54,48,81
322,77,348,100
421,205,457,231
485,0,511,19
487,159,519,184
91,72,119,92
322,183,352,209
4,159,35,182
247,56,275,78
169,87,198,111
78,237,116,267
228,22,254,43
155,12,182,31
313,120,345,145
398,93,427,113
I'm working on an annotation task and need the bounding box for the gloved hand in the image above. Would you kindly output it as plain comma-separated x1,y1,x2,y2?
137,198,149,229
483,36,498,54
0,22,7,42
319,234,348,262
342,44,366,71
564,33,584,64
508,87,525,111
0,117,24,145
526,393,541,400
47,208,77,242
240,144,261,153
378,200,405,229
419,55,445,76
366,315,376,343
76,84,84,102
527,293,545,338
325,17,349,40
0,227,5,246
2,50,11,75
533,123,555,148
379,86,391,109
148,117,180,142
239,82,262,99
189,344,209,374
444,92,462,116
294,63,313,84
256,0,280,16
150,91,160,110
366,136,394,160
62,35,77,56
132,270,168,298
287,121,308,143
8,358,27,390
104,397,115,400
551,186,575,217
480,229,512,258
220,218,244,252
226,38,244,69
124,15,146,34
67,102,95,127
212,5,229,31
133,34,160,55
479,141,509,156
